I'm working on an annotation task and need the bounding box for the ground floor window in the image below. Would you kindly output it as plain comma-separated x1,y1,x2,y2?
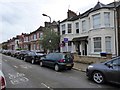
93,37,101,52
105,36,111,53
33,44,36,50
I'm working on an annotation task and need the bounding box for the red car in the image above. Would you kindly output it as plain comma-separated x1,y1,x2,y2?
0,70,6,90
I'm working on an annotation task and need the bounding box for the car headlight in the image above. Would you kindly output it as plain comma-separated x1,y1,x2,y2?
88,65,94,69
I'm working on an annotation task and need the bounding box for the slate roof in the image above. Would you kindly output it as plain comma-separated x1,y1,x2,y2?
60,14,81,23
30,26,44,35
60,1,120,23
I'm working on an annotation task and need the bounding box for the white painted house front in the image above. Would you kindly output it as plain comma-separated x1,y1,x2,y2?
60,1,120,57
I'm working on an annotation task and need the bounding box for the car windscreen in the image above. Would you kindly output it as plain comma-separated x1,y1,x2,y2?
36,52,44,56
29,52,36,55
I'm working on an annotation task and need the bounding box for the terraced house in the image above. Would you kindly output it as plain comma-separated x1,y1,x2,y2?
60,1,120,57
28,26,44,51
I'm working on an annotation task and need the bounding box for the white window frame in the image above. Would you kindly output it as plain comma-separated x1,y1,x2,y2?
39,32,43,40
34,34,37,40
105,36,111,53
93,13,101,28
61,24,65,34
104,12,110,27
82,20,86,32
75,22,79,33
68,24,72,33
93,37,102,52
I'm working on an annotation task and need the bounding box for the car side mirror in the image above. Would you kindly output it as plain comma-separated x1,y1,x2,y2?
106,63,113,68
41,56,46,60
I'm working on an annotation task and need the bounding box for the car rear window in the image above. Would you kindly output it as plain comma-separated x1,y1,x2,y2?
63,54,73,62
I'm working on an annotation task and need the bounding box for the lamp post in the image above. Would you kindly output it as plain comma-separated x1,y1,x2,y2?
42,13,52,53
42,14,51,23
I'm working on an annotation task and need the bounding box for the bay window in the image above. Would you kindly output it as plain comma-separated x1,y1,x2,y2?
93,37,101,52
104,12,110,27
62,24,65,34
105,36,111,53
93,14,101,28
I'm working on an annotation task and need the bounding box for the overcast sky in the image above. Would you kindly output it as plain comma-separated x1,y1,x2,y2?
0,0,115,43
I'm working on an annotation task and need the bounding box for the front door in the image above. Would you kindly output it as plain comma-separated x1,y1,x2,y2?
85,43,87,55
28,44,31,50
77,42,81,55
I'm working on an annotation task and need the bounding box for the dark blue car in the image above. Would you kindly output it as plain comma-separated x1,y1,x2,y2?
40,53,74,71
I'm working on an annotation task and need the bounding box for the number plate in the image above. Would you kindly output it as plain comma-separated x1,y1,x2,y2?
66,64,71,66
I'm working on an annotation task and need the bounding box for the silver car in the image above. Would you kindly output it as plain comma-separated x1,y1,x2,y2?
86,56,120,84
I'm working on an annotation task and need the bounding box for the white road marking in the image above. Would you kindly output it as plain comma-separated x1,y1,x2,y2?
89,82,95,86
55,72,62,74
41,83,53,90
89,82,102,88
13,65,18,68
4,60,7,62
19,65,32,69
97,85,102,88
8,72,29,85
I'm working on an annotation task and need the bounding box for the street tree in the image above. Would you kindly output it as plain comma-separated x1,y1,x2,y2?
41,28,60,53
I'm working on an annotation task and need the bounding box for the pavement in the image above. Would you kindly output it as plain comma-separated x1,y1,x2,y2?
73,62,89,72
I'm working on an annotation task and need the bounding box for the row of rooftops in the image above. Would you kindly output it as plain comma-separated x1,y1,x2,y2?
2,21,59,44
60,1,120,23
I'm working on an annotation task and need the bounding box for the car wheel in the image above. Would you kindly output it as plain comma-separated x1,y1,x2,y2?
24,58,27,62
92,71,105,84
54,64,59,72
68,67,72,70
40,61,43,67
31,59,35,64
21,57,23,60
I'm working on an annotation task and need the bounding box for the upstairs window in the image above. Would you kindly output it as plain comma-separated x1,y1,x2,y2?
104,12,110,27
68,24,72,33
82,20,86,32
75,22,79,33
93,14,101,28
24,37,26,41
62,24,65,34
26,37,28,41
33,34,37,40
39,32,43,40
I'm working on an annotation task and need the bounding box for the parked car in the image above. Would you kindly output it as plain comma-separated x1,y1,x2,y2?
13,50,21,57
10,50,21,57
0,70,6,90
6,50,12,56
0,50,2,53
0,61,6,90
86,56,120,84
24,51,45,64
2,50,10,56
2,50,6,55
39,53,74,71
17,50,31,60
10,50,16,57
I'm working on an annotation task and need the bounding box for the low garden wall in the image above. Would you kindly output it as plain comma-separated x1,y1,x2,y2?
73,53,111,64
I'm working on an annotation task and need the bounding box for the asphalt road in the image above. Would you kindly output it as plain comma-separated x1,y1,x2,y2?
1,54,120,89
